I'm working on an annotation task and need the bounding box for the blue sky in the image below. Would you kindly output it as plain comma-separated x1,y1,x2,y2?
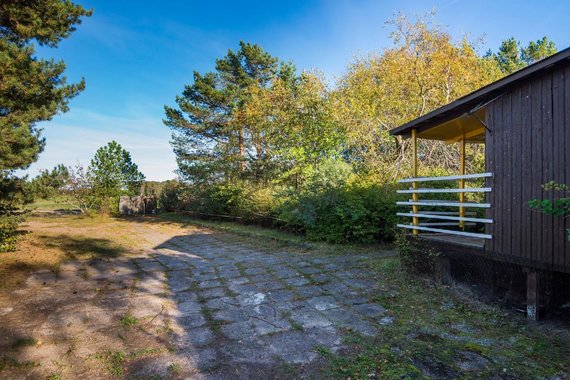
24,0,570,181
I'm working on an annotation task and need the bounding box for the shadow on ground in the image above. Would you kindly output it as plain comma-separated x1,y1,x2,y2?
0,215,395,379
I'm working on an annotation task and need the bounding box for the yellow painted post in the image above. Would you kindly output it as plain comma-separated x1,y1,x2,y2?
412,129,419,235
459,133,466,229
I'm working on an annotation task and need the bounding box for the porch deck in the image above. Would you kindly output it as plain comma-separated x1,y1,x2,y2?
415,233,485,249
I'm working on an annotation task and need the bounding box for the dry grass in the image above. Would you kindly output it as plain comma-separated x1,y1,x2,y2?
0,214,191,294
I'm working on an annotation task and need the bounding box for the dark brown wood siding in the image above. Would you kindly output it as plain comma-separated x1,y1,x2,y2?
485,62,569,273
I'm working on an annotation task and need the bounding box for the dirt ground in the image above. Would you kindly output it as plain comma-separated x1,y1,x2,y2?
0,215,201,378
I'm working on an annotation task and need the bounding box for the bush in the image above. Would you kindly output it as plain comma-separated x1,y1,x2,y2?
276,161,401,244
279,182,399,244
172,159,403,245
0,175,31,251
0,204,24,252
158,180,184,211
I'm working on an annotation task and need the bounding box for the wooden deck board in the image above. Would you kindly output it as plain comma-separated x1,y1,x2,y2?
415,233,485,249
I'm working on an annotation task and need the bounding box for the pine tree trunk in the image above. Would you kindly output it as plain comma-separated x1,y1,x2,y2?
238,127,246,171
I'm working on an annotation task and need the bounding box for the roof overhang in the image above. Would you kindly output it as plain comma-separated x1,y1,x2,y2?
416,108,486,143
389,46,570,140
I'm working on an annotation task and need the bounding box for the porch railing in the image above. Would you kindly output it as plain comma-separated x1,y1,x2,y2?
396,172,493,239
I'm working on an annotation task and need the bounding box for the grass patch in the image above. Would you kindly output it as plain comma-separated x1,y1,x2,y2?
119,314,139,328
0,214,145,291
317,256,570,379
28,197,76,212
0,357,38,371
155,213,394,256
93,348,162,377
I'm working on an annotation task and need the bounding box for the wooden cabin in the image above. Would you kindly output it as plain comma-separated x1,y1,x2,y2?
390,47,570,320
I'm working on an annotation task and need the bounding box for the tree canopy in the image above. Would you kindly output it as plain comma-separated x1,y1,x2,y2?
489,36,557,74
0,0,91,250
164,41,296,184
162,11,560,244
332,12,502,180
88,141,145,199
0,0,92,172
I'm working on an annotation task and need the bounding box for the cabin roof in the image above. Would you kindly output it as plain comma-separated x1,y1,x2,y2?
389,47,570,139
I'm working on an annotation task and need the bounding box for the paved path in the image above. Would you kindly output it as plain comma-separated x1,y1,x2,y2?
0,227,393,379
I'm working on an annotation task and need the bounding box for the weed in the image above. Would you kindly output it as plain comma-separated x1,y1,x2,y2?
94,350,126,377
66,337,79,355
167,362,182,374
79,267,90,280
201,306,223,335
119,314,139,328
93,348,162,377
279,360,298,376
314,345,332,356
130,347,162,359
235,262,247,276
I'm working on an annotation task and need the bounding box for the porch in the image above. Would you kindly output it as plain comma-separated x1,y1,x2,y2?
394,115,493,246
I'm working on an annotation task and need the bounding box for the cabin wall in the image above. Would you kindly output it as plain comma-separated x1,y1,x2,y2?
485,62,569,273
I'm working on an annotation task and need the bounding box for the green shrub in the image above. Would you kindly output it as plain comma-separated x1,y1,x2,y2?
207,183,246,215
528,181,570,241
0,205,23,252
158,180,184,211
0,175,32,251
278,182,399,244
173,159,404,245
277,162,401,244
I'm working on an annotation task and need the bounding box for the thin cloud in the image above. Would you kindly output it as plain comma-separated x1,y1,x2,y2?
21,109,178,181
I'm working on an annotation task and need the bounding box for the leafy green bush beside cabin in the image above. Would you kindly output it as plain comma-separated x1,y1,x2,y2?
528,181,570,241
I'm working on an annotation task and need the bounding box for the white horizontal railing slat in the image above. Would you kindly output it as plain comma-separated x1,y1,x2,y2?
397,187,491,194
416,211,476,215
397,201,491,208
395,172,493,239
397,212,493,224
398,172,492,183
419,222,476,227
397,224,492,239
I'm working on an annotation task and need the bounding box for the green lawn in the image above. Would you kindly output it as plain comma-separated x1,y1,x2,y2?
27,197,77,212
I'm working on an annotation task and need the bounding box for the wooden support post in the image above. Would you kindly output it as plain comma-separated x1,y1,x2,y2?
459,133,466,229
526,271,542,321
435,256,452,285
412,129,419,235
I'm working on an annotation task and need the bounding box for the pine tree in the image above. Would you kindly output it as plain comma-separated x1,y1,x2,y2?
88,141,145,200
164,41,295,184
0,0,91,250
0,0,92,172
521,37,557,65
491,36,557,74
